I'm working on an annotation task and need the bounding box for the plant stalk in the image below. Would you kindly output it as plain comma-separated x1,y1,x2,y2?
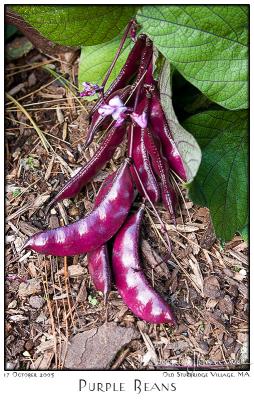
100,19,135,97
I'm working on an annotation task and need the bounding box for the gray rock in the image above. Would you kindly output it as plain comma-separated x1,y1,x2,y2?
64,322,139,370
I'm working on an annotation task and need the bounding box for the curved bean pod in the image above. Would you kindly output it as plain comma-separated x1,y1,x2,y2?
85,85,131,148
128,124,160,203
23,160,134,256
135,37,153,88
87,173,116,300
143,127,177,223
90,35,147,116
112,207,175,325
150,89,187,181
87,247,111,300
50,123,126,205
94,172,116,205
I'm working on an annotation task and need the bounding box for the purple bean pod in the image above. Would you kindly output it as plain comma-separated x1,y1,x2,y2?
50,123,126,205
112,207,175,325
87,172,116,300
23,160,134,256
87,247,111,301
150,89,187,181
129,125,160,203
90,35,147,116
135,37,153,87
85,85,132,148
143,127,177,223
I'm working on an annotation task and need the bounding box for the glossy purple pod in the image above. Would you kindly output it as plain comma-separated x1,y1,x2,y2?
128,124,160,203
85,85,131,148
112,207,175,325
23,160,134,257
143,127,176,223
87,173,116,299
135,37,153,86
94,172,116,205
87,247,111,300
150,90,187,181
50,123,126,205
90,35,147,116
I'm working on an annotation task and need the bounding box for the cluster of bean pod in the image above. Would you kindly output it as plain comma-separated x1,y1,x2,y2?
23,22,187,326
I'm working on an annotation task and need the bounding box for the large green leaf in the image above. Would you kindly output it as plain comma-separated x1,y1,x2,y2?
12,5,137,46
137,5,248,110
78,35,132,96
159,60,202,182
184,110,248,241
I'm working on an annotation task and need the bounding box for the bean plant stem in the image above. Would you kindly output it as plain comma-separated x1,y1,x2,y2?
100,19,135,97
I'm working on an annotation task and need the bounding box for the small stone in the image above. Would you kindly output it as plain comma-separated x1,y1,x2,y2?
29,295,45,309
203,276,221,299
218,295,234,315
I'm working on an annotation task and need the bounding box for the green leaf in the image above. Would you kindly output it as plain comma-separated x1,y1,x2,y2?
239,224,248,242
5,24,17,41
12,188,22,198
184,110,248,241
88,295,98,306
159,60,202,182
137,5,248,110
12,5,138,46
78,35,132,97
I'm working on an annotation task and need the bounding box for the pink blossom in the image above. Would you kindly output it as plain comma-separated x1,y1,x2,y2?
80,82,102,97
98,96,127,124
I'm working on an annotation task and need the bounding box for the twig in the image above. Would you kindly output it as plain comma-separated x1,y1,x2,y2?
6,93,50,152
100,19,135,96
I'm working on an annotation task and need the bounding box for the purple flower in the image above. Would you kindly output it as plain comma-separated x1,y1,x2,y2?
130,111,147,128
80,82,103,97
98,96,128,124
